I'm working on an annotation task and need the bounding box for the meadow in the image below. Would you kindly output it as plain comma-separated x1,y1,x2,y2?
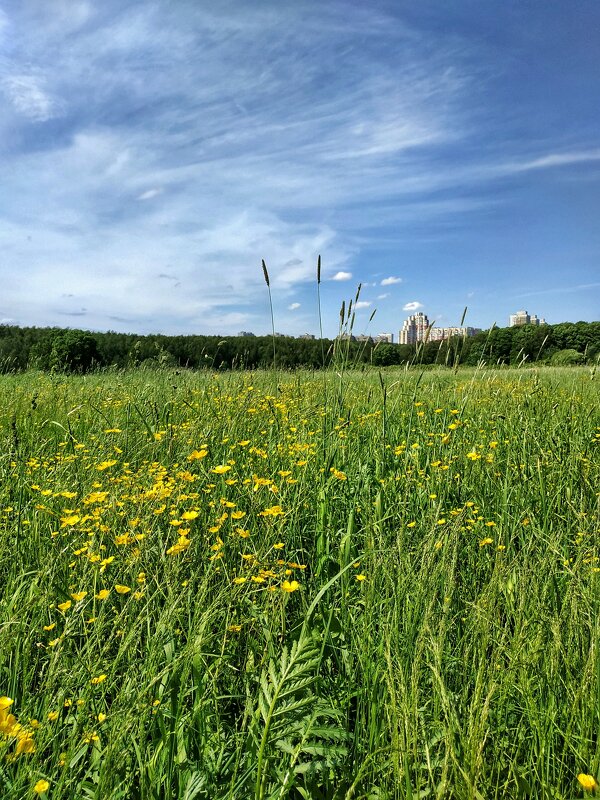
0,365,598,799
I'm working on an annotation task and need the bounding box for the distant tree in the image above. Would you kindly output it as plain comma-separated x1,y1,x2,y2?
29,330,58,371
550,349,585,366
510,325,555,364
2,319,598,373
49,331,101,373
585,344,600,364
418,340,442,365
372,344,401,366
486,327,514,364
552,322,597,353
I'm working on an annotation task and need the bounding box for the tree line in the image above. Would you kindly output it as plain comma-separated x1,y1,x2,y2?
0,321,598,374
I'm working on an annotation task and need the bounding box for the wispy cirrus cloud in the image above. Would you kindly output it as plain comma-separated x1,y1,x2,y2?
515,281,600,298
502,150,600,174
2,74,61,121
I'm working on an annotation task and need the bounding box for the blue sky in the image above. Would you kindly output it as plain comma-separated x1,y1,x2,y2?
1,0,599,338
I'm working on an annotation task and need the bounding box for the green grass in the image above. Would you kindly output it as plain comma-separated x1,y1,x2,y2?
0,366,598,799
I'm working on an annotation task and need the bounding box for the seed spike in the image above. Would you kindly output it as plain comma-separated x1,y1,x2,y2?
261,259,270,287
317,254,321,285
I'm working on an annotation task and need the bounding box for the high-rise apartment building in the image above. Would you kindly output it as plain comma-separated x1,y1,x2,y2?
509,310,546,327
399,312,480,344
426,326,481,341
399,312,430,344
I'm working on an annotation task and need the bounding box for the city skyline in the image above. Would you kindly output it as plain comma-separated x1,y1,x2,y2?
1,2,599,338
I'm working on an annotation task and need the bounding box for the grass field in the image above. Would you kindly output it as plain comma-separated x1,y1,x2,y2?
0,366,598,799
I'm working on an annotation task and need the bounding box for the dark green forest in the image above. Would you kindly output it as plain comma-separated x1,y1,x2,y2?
0,321,598,373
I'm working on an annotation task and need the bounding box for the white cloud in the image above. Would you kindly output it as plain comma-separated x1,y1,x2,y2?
288,302,301,310
403,301,423,311
332,271,353,281
138,188,163,201
355,300,372,309
502,150,600,174
515,281,600,298
381,276,402,286
377,293,389,299
3,74,60,121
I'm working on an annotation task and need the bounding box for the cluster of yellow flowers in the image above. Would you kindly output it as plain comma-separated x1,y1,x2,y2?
0,696,36,757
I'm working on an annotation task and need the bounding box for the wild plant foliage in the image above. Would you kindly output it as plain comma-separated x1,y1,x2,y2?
0,366,598,798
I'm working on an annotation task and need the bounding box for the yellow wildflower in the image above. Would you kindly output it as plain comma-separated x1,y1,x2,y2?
578,774,598,791
60,514,80,527
259,505,284,517
16,734,36,754
0,696,13,713
187,449,208,460
96,460,117,471
167,537,190,555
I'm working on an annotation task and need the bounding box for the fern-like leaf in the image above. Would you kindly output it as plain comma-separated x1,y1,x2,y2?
246,629,347,800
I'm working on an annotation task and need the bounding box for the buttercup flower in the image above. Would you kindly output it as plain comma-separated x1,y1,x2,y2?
578,774,598,791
